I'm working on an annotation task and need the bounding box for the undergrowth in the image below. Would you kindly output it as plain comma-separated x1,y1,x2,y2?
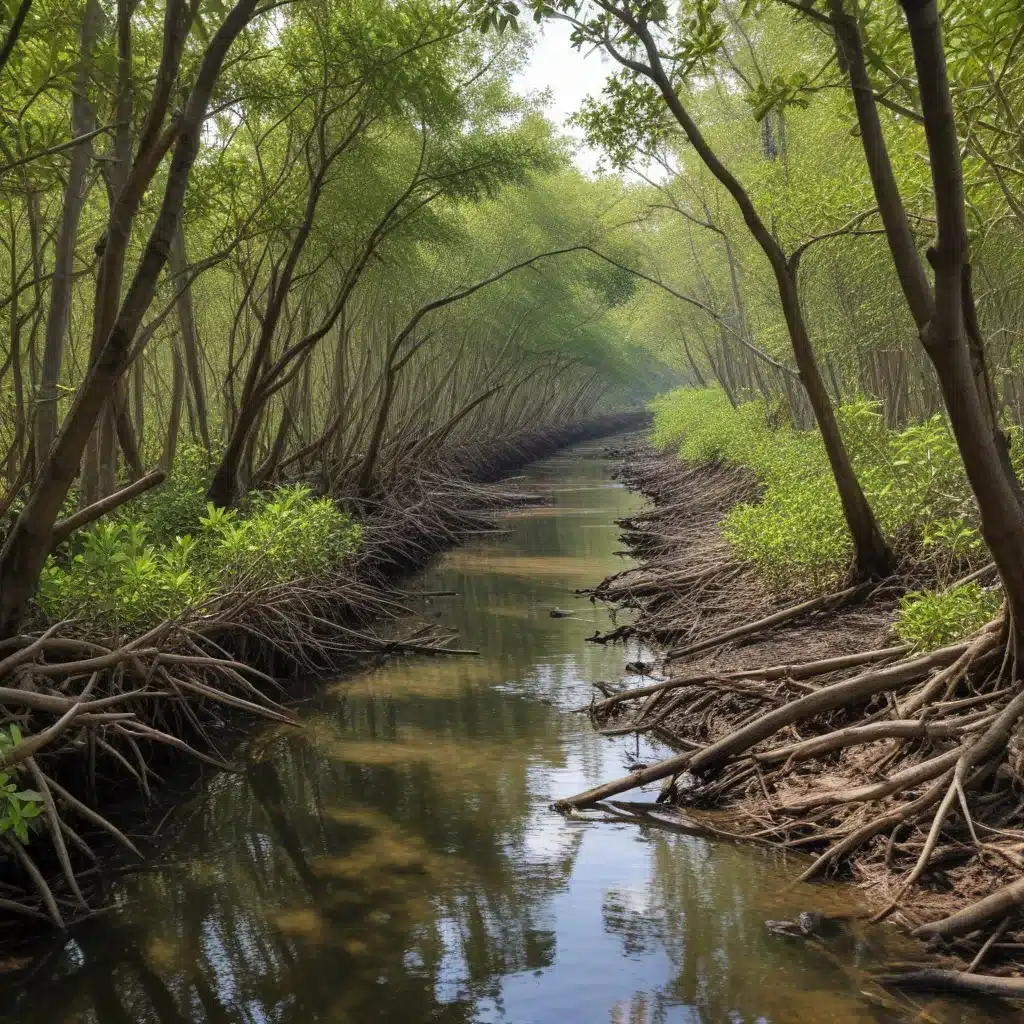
36,448,362,637
893,582,1002,651
651,387,1005,646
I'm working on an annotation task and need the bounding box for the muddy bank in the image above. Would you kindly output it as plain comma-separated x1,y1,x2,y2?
575,441,1024,1002
0,412,647,937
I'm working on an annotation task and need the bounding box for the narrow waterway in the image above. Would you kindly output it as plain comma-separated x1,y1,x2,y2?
0,439,1001,1023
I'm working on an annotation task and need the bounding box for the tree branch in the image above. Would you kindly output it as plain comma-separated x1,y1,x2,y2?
50,471,166,548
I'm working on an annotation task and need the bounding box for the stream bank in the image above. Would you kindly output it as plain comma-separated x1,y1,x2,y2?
578,441,1024,1006
0,414,645,937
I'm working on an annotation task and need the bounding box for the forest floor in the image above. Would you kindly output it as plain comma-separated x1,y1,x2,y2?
580,441,1024,1001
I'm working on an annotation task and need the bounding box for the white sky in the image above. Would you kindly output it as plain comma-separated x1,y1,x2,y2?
512,20,615,175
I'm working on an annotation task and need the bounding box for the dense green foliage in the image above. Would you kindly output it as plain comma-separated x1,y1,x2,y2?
894,583,1003,652
3,0,1024,645
38,483,361,635
651,387,1002,634
0,0,675,531
565,0,1024,431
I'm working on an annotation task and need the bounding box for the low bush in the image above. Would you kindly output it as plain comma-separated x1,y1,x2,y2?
893,582,1002,651
0,726,43,843
119,443,216,542
651,387,1001,644
37,484,362,636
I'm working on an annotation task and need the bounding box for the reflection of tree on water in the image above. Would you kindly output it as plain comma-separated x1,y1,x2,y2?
0,448,665,1024
0,672,588,1024
598,833,983,1024
609,992,667,1024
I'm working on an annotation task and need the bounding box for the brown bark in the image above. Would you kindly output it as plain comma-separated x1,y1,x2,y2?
894,0,1024,639
607,8,892,579
52,470,166,546
169,224,210,449
0,0,34,75
830,0,1020,497
162,342,185,471
34,0,100,463
0,0,264,637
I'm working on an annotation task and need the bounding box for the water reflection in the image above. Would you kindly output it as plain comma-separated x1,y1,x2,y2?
0,440,1001,1023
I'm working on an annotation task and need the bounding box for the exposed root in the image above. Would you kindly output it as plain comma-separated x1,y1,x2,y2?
0,415,645,934
664,583,870,661
565,442,1024,989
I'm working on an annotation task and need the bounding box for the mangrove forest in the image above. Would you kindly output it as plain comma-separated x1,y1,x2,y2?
3,0,1024,1019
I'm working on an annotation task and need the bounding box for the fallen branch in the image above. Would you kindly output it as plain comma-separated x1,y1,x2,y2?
912,876,1024,940
875,969,1024,1000
553,750,694,811
50,470,166,547
665,584,866,661
594,644,911,714
688,640,969,775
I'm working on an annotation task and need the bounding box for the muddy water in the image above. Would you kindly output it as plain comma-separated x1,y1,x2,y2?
0,439,1005,1023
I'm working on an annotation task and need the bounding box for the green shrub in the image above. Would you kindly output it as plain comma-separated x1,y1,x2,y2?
38,521,215,630
650,387,987,592
117,443,216,542
894,583,1002,650
198,485,363,585
37,484,362,635
0,727,43,844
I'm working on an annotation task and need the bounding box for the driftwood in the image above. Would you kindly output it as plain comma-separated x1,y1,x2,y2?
875,969,1024,1000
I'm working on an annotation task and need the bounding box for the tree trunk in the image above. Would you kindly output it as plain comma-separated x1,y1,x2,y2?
169,224,210,449
681,331,706,387
206,399,259,507
896,0,1024,638
133,352,145,450
621,15,891,579
0,0,262,638
34,0,100,464
357,368,396,498
830,0,1021,499
162,342,185,471
98,403,117,499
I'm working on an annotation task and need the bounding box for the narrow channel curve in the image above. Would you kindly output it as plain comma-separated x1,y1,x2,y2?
0,440,996,1024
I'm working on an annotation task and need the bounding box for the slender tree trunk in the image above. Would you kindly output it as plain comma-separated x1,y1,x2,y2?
681,331,707,387
895,0,1024,639
169,224,210,449
207,158,335,507
98,403,117,497
619,13,892,579
8,211,26,478
207,398,261,506
162,342,185,471
0,0,262,637
34,0,100,464
830,0,1020,496
357,366,397,497
827,0,1024,634
133,353,145,450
